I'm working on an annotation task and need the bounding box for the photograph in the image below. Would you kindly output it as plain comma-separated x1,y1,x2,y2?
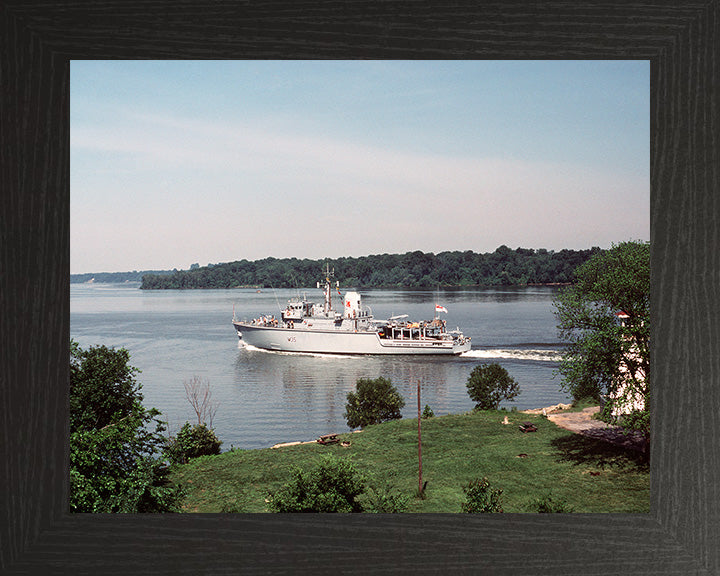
5,1,719,573
70,60,650,514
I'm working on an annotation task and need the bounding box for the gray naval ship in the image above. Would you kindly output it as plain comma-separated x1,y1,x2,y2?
232,266,471,355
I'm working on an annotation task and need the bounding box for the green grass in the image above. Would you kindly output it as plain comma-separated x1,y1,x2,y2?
169,410,649,513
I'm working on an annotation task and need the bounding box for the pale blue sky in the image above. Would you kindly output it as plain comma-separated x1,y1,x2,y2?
71,60,649,274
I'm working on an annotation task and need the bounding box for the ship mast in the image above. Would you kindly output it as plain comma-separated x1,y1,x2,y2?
322,262,334,316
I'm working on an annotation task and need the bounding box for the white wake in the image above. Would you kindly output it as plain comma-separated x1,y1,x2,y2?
461,349,562,362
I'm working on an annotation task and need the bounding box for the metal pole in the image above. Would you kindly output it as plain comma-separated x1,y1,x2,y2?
417,379,422,495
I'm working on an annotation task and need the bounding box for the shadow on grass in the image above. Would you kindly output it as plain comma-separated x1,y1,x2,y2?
551,433,649,472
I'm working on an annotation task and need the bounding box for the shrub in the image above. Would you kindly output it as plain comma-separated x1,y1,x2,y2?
344,377,405,429
461,477,504,513
166,422,222,465
269,455,365,513
70,423,183,513
465,363,520,410
534,493,574,513
362,480,410,513
422,404,434,419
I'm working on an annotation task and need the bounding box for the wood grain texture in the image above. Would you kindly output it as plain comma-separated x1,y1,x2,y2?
1,1,718,574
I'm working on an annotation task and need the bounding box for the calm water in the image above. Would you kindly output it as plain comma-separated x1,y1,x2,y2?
70,283,570,449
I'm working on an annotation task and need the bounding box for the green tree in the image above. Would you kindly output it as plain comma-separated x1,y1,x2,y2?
344,377,406,429
70,340,141,431
268,456,365,513
465,363,520,410
553,241,650,437
69,340,183,512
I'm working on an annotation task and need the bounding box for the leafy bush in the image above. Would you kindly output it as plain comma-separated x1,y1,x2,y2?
534,493,574,513
465,363,520,410
361,480,410,513
166,422,222,465
461,477,504,513
70,422,183,513
344,377,405,429
269,455,365,513
422,404,434,419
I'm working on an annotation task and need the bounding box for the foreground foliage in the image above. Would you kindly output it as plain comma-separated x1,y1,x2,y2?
554,241,650,438
268,456,365,513
461,477,504,513
69,340,183,513
361,478,411,513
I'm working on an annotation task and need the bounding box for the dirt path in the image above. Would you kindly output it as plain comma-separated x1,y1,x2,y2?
525,406,647,453
546,406,606,433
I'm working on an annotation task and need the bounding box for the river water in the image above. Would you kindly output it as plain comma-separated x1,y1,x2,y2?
70,283,570,449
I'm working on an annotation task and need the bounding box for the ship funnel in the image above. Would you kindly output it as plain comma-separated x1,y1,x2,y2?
344,292,362,318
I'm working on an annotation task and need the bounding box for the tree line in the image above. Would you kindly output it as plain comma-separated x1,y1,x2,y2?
71,269,174,283
140,246,603,290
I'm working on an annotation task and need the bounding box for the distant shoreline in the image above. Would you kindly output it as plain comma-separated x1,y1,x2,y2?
109,247,602,290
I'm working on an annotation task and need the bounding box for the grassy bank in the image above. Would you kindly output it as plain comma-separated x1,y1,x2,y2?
169,409,649,513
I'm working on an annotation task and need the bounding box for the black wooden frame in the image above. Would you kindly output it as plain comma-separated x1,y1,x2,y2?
2,2,718,574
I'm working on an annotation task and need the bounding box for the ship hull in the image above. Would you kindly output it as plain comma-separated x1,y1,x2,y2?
233,321,470,355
